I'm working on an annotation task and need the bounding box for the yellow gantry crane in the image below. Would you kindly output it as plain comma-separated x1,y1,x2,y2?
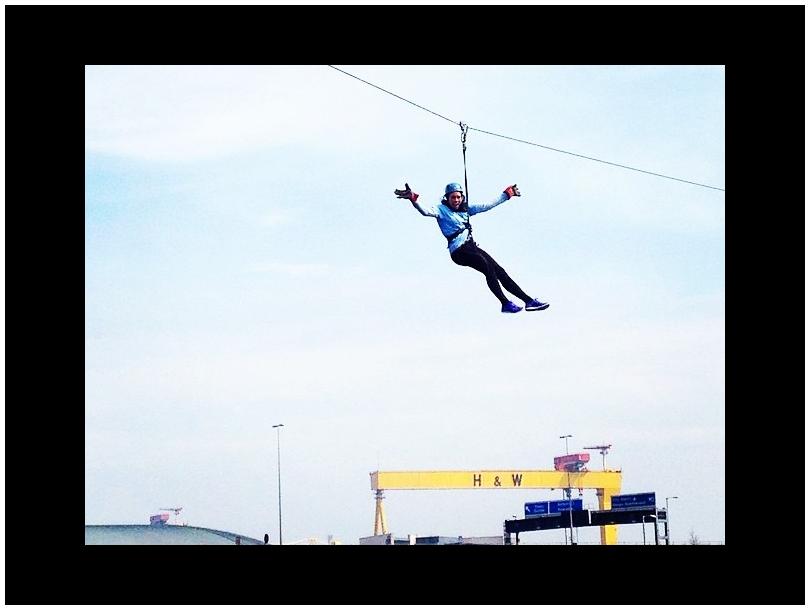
370,469,624,545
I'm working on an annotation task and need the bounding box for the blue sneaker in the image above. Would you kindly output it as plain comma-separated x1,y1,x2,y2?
501,301,523,313
525,298,549,311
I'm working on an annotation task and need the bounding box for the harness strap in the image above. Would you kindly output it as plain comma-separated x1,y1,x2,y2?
460,121,470,205
445,208,473,243
445,223,471,244
447,122,473,246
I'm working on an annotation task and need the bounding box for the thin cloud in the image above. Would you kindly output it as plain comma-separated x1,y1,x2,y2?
246,261,330,276
84,65,434,163
258,211,292,227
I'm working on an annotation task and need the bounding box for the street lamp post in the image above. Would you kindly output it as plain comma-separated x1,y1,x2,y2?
559,434,574,545
665,496,678,545
642,515,646,545
273,424,284,545
559,434,572,455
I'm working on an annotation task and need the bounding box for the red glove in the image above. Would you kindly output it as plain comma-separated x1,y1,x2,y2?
394,183,419,203
504,184,521,199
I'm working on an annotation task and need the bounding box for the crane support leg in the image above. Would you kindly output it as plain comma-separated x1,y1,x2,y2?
373,490,388,535
596,487,621,545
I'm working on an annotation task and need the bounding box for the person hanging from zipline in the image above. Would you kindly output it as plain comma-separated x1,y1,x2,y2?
394,181,549,314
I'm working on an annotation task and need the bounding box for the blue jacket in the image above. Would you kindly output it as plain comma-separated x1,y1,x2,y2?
411,192,510,253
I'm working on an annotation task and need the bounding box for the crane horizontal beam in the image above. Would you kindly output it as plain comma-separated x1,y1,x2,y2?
370,470,622,490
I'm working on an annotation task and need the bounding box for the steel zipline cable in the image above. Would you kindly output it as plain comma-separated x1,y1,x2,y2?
327,65,457,126
326,65,725,193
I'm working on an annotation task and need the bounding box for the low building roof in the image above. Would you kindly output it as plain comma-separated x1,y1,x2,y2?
85,524,265,545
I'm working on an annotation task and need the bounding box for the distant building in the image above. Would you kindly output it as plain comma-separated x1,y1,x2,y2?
455,535,504,545
359,533,416,545
358,533,503,545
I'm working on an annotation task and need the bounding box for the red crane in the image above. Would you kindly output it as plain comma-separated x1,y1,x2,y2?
553,453,590,472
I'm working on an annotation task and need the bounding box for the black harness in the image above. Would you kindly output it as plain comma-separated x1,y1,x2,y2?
444,208,472,245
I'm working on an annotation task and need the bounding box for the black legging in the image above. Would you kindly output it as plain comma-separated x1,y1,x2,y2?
450,240,531,305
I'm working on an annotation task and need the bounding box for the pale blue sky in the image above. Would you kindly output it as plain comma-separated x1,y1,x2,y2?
85,65,724,544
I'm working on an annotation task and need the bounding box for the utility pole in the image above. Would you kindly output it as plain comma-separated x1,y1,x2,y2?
272,424,284,545
665,496,678,545
559,434,574,545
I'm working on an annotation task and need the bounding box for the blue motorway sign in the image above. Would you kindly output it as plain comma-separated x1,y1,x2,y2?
524,501,549,516
610,492,656,510
549,499,583,513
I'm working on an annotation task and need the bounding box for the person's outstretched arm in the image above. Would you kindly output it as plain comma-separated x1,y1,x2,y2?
468,184,521,215
394,183,438,217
